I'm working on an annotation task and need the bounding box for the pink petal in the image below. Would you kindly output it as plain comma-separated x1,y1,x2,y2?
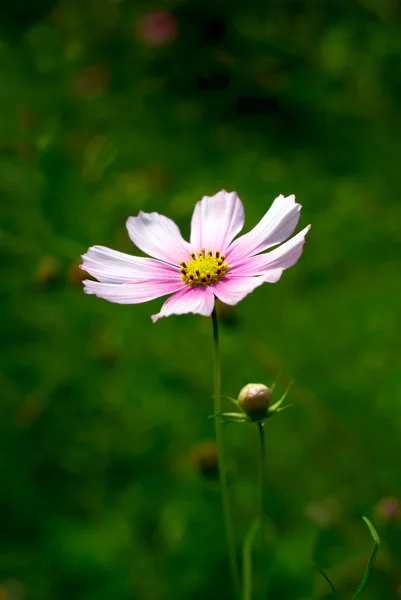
212,275,266,306
81,245,181,283
83,279,186,305
190,190,245,253
126,211,193,265
226,194,301,264
233,225,311,280
151,286,215,322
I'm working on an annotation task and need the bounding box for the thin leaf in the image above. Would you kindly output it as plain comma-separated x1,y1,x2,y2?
208,412,250,423
362,516,380,545
314,564,338,598
270,369,283,394
271,404,293,416
268,381,293,414
221,395,241,408
352,517,380,600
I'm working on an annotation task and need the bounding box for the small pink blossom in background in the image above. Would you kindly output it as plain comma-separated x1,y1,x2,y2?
136,11,178,46
375,496,400,520
81,190,311,322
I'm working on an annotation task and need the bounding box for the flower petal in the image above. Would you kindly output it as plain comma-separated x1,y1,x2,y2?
126,211,193,265
83,279,186,304
212,275,266,306
226,194,301,264
190,190,245,253
232,225,311,280
81,245,181,283
151,286,215,322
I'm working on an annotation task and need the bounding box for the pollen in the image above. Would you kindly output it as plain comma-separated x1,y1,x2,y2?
180,249,229,286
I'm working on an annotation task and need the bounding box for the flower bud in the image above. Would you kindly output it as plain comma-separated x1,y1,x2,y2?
237,383,272,421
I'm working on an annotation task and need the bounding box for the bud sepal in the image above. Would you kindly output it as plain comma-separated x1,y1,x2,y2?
210,382,292,424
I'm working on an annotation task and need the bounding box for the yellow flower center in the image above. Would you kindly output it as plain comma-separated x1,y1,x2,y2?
180,249,230,287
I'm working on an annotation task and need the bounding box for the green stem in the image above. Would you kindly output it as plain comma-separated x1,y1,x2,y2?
242,520,260,600
211,308,241,600
258,422,266,546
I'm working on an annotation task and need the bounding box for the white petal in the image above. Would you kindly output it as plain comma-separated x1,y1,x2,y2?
81,245,180,283
151,286,215,322
83,279,186,305
260,268,283,283
212,275,266,306
226,194,301,264
239,225,311,278
126,211,193,265
190,190,245,253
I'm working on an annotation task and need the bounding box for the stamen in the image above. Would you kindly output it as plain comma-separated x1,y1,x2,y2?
180,249,230,287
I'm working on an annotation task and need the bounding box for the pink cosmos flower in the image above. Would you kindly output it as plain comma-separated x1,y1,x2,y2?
136,11,178,46
81,190,310,322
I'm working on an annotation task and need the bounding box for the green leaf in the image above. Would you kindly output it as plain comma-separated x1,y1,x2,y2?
208,412,250,423
352,517,380,600
270,369,283,394
268,381,293,415
221,395,241,408
314,564,338,598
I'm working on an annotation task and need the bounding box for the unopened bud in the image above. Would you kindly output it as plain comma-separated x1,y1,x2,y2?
238,383,272,421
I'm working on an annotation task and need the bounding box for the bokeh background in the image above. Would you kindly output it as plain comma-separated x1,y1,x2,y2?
1,0,401,598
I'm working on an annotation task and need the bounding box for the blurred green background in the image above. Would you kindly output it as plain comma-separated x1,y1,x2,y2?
1,0,401,598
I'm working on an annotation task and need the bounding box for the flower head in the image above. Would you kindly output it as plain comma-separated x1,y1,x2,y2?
81,190,311,322
136,11,178,46
238,383,272,421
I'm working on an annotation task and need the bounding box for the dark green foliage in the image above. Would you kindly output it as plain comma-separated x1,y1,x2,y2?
1,1,400,598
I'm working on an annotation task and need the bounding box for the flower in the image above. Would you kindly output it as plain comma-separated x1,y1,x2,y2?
81,190,311,322
375,496,400,521
136,11,178,46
